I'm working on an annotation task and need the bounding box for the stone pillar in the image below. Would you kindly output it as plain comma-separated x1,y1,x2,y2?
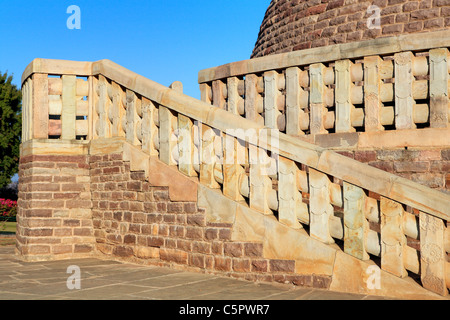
16,140,95,261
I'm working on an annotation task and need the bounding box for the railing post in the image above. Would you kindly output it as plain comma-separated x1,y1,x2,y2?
32,73,49,139
61,75,77,140
87,76,94,141
343,182,369,260
264,70,282,130
96,75,112,138
159,105,177,166
244,74,264,125
223,134,246,201
278,157,302,229
227,77,243,115
22,78,32,142
309,64,328,135
111,82,126,138
309,169,334,244
200,83,212,105
200,124,220,188
249,145,273,215
126,90,142,146
335,60,355,133
429,48,449,128
419,212,448,296
286,67,308,136
212,80,227,110
394,52,415,130
141,97,157,156
380,197,408,278
364,56,384,132
178,114,197,176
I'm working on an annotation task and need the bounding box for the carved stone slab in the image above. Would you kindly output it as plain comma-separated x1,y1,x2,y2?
335,60,355,133
394,52,415,130
419,212,448,296
429,48,449,128
380,197,408,278
278,157,302,229
343,182,370,260
309,168,334,244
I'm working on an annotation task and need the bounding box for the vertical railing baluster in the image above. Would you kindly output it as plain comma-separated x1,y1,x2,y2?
264,71,282,130
309,64,328,135
141,97,159,157
126,90,141,146
394,52,415,130
61,75,76,140
309,168,334,244
178,113,197,176
245,74,258,122
364,56,384,132
87,76,94,140
249,145,273,215
278,157,302,229
286,67,308,136
200,124,220,188
159,105,177,166
380,197,408,278
200,83,212,105
97,75,111,138
429,48,449,128
32,73,49,139
111,82,125,138
227,77,241,115
335,60,355,133
223,134,246,201
22,79,29,142
343,182,370,260
212,80,227,110
419,212,448,296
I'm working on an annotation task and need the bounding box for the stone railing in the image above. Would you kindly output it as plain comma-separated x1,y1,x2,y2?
21,58,450,296
198,30,450,149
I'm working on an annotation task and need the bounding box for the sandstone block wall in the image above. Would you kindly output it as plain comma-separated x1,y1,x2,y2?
336,147,450,193
252,0,450,58
89,152,331,287
16,154,95,260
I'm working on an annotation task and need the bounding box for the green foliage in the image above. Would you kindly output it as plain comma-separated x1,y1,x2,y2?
0,72,21,188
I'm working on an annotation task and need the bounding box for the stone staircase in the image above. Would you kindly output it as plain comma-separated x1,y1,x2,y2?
16,31,450,299
88,137,445,300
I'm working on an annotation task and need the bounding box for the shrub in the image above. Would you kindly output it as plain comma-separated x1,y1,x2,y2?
0,198,17,219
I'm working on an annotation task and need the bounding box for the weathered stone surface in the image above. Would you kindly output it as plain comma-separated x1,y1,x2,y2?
231,204,266,242
198,184,237,225
330,250,442,299
148,156,198,202
262,214,336,276
419,213,447,296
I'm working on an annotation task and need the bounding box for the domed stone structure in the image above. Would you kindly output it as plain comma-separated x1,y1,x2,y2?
252,0,450,58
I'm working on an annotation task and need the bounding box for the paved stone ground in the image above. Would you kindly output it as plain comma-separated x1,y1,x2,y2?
0,245,390,301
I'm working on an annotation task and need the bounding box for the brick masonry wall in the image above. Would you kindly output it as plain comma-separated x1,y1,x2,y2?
252,0,450,58
17,154,95,260
90,153,332,288
337,147,450,193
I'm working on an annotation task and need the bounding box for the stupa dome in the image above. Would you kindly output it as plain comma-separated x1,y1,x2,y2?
252,0,449,58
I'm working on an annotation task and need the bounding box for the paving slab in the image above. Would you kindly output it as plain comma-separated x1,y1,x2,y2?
0,245,390,301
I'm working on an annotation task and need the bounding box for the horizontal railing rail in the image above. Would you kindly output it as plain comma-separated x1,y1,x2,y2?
198,30,450,142
22,58,450,296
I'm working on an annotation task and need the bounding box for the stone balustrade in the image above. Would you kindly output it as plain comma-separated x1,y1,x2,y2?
20,57,450,296
198,30,450,150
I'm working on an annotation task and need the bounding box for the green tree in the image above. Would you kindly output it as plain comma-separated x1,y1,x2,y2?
0,72,21,188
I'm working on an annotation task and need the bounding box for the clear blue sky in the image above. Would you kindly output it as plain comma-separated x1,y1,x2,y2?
0,0,270,99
